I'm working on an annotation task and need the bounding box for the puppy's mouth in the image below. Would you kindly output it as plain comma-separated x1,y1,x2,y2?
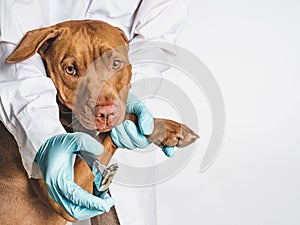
73,101,125,133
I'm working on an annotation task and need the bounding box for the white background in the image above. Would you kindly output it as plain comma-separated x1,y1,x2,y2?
156,0,300,225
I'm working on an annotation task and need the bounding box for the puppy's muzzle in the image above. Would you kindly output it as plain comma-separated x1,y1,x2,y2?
94,103,121,132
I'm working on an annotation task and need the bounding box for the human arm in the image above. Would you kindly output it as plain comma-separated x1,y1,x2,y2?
0,43,66,177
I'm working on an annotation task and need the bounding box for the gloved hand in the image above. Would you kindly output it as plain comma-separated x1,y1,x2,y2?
111,93,175,157
35,132,115,221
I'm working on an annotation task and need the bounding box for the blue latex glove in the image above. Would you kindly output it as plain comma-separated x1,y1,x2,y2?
161,146,175,157
35,132,115,221
111,93,175,157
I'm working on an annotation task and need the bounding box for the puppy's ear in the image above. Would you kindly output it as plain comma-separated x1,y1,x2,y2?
115,27,129,45
6,26,61,63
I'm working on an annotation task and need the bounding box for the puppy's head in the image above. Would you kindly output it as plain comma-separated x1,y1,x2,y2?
7,20,132,132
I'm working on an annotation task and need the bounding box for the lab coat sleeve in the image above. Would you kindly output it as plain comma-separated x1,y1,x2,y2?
130,0,188,44
0,43,66,178
129,0,188,82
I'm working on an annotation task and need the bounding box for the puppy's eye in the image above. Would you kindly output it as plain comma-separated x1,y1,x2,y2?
65,66,77,76
112,60,122,70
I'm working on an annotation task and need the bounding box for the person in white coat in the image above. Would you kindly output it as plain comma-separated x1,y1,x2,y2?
0,0,187,224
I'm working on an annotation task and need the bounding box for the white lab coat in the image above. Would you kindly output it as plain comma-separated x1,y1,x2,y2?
0,0,187,224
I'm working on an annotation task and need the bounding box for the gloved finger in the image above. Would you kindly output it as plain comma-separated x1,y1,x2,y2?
68,204,107,221
137,109,154,135
162,146,175,157
126,93,154,135
71,192,115,220
111,125,134,149
92,166,102,188
101,192,111,199
122,120,151,148
58,179,115,212
72,132,103,155
111,121,150,149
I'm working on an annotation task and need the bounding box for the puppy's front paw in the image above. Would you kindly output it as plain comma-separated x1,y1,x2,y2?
146,118,199,148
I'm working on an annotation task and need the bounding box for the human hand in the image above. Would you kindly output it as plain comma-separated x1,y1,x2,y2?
111,93,175,157
35,132,115,220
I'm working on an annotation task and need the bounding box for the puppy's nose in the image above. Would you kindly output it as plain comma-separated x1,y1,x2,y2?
94,104,119,131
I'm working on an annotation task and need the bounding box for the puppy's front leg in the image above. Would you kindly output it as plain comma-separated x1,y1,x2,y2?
125,114,199,149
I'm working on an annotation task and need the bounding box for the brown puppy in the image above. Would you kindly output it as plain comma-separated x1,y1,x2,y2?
0,20,199,225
